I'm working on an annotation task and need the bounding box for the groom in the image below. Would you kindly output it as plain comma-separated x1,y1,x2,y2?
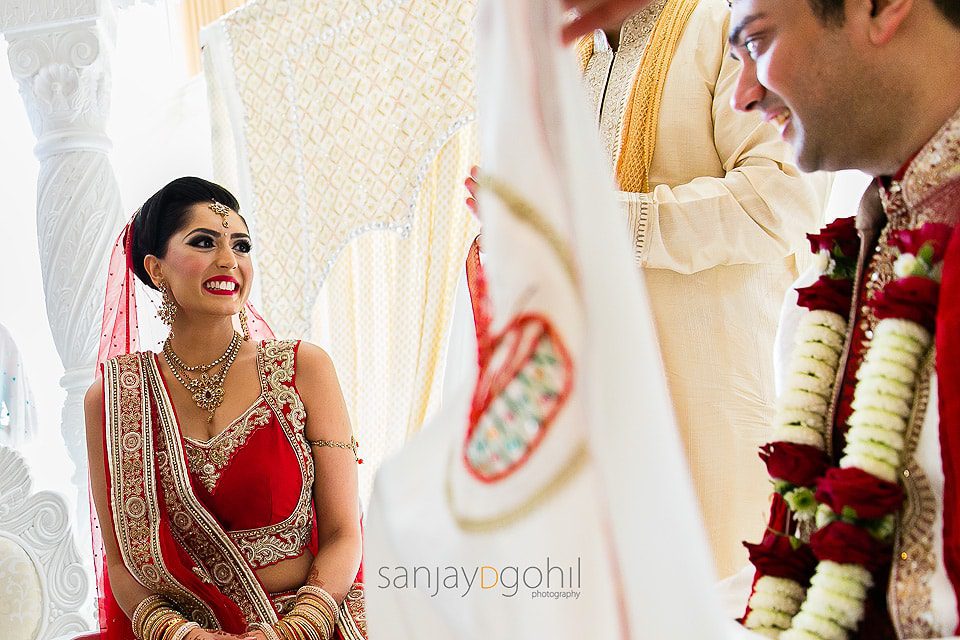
721,1,960,636
573,0,960,636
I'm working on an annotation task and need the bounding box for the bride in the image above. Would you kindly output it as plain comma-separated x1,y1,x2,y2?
85,177,366,640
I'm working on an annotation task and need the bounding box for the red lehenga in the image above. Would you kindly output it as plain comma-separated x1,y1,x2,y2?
93,222,366,639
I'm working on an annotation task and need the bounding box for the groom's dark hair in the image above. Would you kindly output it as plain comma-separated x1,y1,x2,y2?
807,0,960,28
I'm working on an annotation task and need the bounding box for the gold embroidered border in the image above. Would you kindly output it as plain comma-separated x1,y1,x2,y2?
889,353,938,638
146,357,278,627
615,0,698,193
445,444,589,533
902,106,960,215
103,354,217,628
337,583,367,640
184,402,272,494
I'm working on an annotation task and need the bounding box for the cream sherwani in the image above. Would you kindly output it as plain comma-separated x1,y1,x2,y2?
581,0,830,578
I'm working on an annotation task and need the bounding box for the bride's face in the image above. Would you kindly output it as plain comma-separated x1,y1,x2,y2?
153,203,254,320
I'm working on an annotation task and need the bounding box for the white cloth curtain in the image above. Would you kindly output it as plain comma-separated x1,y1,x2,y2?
201,0,479,502
366,0,747,637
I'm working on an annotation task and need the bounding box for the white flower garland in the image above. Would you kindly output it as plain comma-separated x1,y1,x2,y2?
781,562,873,640
789,317,931,637
750,241,941,639
745,256,848,636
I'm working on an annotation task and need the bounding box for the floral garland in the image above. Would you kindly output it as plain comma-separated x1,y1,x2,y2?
742,217,954,639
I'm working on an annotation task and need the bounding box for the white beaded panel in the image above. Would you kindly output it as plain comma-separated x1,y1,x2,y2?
205,0,477,338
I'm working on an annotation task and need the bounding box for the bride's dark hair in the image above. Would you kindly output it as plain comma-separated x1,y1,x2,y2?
131,177,242,290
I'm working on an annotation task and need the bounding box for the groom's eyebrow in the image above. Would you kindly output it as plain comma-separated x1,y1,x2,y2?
728,13,763,47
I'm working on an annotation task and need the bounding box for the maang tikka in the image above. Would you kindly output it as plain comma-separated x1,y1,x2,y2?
209,200,231,228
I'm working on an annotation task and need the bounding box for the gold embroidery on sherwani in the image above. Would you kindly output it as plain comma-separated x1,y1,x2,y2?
889,354,937,639
902,109,960,217
183,401,272,493
227,340,315,569
147,357,278,627
882,106,960,635
103,354,217,628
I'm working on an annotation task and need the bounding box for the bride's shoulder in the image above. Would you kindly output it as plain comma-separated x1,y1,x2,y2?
101,350,154,369
257,339,335,377
292,340,334,368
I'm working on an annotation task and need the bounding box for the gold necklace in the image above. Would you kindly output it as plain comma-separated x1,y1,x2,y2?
163,335,237,372
162,332,242,423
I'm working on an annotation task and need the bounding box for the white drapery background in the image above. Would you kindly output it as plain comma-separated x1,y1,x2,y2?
202,0,480,501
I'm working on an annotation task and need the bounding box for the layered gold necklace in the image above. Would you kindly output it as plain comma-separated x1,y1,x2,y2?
162,332,242,423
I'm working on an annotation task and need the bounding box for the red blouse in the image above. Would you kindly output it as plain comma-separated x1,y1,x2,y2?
163,340,318,569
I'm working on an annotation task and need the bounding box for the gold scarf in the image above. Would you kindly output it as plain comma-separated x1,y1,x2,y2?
577,0,699,192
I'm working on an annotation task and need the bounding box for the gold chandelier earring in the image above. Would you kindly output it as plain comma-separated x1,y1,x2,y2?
238,307,250,341
158,281,178,330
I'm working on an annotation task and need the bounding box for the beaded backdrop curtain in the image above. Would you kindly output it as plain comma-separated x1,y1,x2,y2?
202,0,478,501
313,127,479,501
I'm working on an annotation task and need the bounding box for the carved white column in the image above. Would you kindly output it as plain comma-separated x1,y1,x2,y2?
2,0,125,589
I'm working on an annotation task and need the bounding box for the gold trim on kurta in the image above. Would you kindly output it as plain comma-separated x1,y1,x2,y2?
615,0,698,193
578,0,699,193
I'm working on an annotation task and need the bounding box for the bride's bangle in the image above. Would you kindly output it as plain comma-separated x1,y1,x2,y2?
170,621,200,640
296,585,338,620
131,595,169,638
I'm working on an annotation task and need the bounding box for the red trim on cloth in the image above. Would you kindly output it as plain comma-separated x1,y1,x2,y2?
460,237,575,483
463,313,575,483
936,227,960,633
465,236,492,362
742,493,791,621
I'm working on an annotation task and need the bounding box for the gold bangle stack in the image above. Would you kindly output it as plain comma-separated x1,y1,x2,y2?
131,594,198,640
262,585,338,640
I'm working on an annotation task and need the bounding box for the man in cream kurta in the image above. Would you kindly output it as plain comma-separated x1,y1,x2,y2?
579,0,829,578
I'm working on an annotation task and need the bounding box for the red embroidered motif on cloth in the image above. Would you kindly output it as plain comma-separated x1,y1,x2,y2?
462,238,575,482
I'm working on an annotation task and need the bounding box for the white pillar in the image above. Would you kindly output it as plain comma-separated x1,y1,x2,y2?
2,0,127,626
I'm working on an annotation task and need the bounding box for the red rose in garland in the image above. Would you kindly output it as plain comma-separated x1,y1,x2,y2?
796,275,855,317
743,531,817,584
815,467,904,521
891,222,953,262
760,441,830,488
809,521,891,572
873,275,940,332
808,215,860,258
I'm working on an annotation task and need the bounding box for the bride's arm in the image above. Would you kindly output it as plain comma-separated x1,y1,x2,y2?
296,342,364,602
85,381,157,612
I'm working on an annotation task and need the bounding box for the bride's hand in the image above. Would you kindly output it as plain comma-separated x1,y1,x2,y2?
465,165,480,216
